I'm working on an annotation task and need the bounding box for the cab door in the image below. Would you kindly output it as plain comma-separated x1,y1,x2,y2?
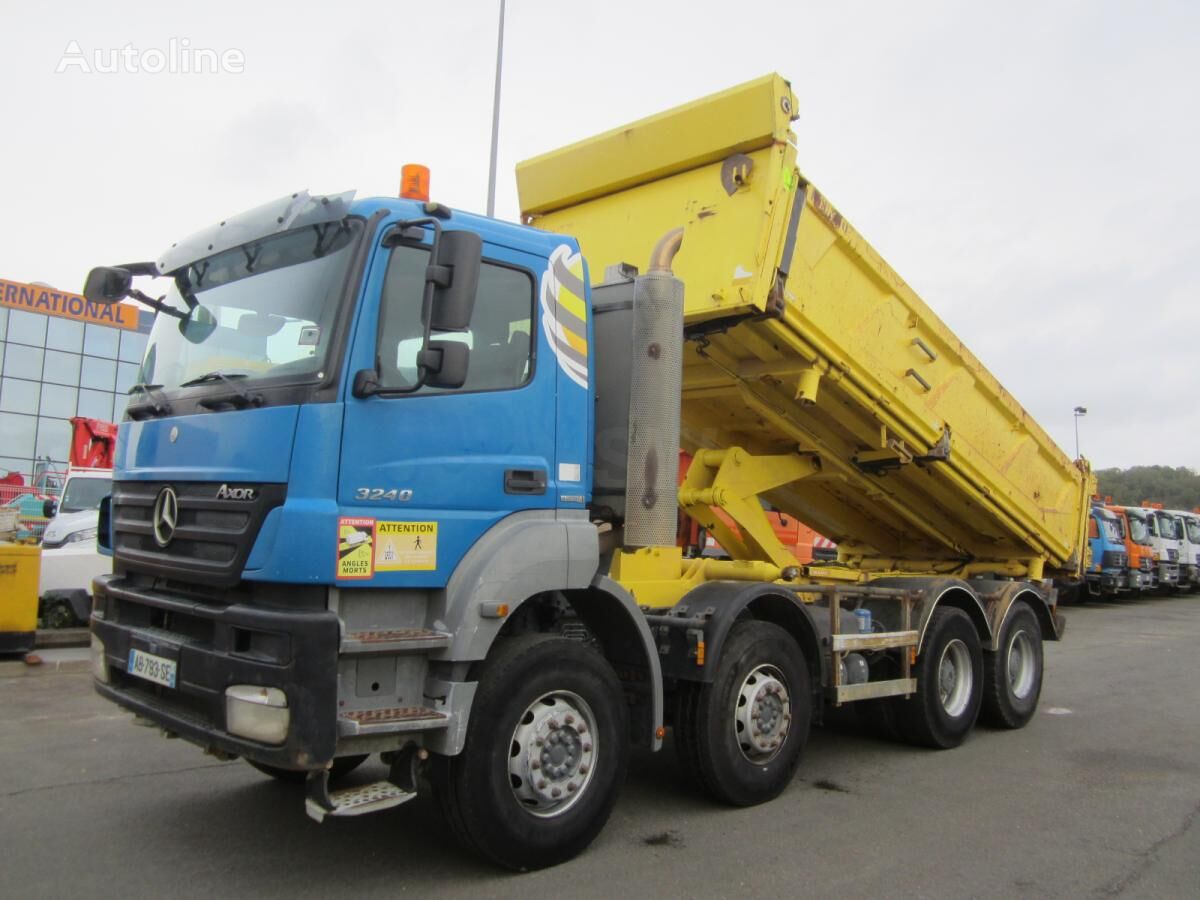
338,226,556,587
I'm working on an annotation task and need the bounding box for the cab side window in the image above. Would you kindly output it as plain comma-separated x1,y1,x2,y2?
377,243,533,393
1087,517,1099,540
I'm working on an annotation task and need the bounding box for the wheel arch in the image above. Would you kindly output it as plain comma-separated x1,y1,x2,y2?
925,584,993,654
663,581,824,706
562,577,665,752
987,583,1060,648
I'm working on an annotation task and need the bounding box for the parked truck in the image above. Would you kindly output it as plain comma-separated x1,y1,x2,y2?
1165,509,1200,590
1104,500,1155,592
84,75,1091,870
1084,504,1127,599
1138,502,1182,590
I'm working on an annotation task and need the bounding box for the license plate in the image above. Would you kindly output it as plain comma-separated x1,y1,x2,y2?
127,648,178,689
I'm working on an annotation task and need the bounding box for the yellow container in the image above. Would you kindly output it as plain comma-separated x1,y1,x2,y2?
519,74,1092,582
0,542,40,653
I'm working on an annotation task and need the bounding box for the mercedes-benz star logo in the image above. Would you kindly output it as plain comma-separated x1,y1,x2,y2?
153,486,179,548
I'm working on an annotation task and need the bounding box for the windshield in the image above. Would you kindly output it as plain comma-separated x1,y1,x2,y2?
137,218,364,390
1187,518,1200,544
1102,515,1124,542
1155,512,1179,540
60,476,111,512
1126,512,1150,543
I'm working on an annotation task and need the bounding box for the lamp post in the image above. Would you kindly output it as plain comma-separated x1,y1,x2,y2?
485,0,506,217
1073,406,1087,459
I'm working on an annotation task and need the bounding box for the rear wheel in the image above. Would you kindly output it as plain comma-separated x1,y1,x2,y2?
247,754,367,784
430,635,629,871
981,603,1043,728
675,621,811,806
896,607,983,748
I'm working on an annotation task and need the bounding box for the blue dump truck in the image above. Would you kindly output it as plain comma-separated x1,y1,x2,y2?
83,76,1089,870
1084,504,1127,599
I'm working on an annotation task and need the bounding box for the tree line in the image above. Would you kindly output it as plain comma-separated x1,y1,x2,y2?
1095,465,1200,510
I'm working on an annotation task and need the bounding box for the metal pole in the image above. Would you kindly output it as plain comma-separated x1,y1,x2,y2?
486,0,506,217
1074,415,1080,459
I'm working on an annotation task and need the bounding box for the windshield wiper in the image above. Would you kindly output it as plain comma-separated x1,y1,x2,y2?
126,382,172,419
182,370,264,410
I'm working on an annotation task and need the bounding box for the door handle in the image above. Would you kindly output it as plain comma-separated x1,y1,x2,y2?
505,469,547,495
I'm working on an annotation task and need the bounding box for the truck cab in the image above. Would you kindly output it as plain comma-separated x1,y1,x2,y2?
1136,503,1181,590
1085,505,1127,598
1105,502,1155,592
1166,509,1200,590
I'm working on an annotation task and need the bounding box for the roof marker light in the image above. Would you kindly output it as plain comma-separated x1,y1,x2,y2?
400,164,431,201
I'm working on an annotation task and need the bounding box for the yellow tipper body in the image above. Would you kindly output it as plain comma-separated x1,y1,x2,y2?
517,74,1091,583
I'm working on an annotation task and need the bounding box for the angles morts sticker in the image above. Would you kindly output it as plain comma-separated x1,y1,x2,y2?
337,517,376,579
540,245,589,389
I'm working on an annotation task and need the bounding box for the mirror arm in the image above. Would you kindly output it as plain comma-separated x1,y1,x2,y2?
127,288,188,321
115,261,159,277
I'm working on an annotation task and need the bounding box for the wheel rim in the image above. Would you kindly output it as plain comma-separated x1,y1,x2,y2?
937,639,973,718
1007,629,1036,700
733,664,792,764
507,690,597,819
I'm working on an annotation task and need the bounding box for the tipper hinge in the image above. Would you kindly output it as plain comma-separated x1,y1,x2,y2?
854,427,951,476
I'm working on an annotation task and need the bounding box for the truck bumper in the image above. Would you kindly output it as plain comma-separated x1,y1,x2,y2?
90,574,339,770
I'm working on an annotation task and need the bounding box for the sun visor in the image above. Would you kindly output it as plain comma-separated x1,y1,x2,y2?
156,189,356,275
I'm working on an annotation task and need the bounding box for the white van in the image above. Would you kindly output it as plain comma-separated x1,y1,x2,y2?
39,468,112,628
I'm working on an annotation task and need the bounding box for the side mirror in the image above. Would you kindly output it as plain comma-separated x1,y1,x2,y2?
43,498,58,519
421,340,470,389
83,267,133,304
179,304,218,344
428,230,481,331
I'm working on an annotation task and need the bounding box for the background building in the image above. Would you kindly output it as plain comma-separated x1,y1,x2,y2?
1,277,152,482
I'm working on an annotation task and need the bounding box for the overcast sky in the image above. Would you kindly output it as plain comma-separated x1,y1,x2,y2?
2,0,1197,470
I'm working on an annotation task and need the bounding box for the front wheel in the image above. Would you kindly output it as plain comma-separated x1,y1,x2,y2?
674,620,811,807
430,635,629,871
981,603,1043,728
895,607,983,749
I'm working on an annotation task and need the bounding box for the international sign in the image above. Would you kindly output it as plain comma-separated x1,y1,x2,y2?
1,277,140,330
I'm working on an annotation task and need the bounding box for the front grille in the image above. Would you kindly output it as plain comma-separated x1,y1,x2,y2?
1102,550,1127,569
112,481,286,588
1167,548,1179,562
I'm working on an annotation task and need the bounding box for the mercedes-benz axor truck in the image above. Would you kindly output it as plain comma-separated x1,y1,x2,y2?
86,75,1090,870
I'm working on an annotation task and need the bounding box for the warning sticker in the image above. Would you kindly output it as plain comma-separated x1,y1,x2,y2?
375,521,438,571
337,517,376,579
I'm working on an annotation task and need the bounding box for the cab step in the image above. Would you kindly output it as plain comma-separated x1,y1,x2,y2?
340,628,452,655
305,778,417,822
337,706,449,736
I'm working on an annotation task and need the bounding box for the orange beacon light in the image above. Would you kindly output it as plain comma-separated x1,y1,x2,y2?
400,164,431,201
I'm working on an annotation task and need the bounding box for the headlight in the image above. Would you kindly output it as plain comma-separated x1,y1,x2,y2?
225,685,290,744
91,636,109,684
65,527,98,544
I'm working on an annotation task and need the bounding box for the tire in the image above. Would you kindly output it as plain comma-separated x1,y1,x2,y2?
44,598,79,630
246,754,367,784
981,603,1043,729
895,607,983,749
430,635,629,871
674,621,811,807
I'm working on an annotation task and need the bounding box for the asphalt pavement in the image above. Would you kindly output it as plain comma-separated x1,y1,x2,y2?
1,596,1197,898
